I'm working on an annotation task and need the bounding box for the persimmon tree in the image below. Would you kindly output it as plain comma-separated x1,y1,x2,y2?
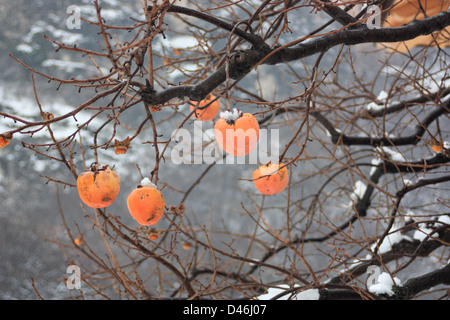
2,0,450,300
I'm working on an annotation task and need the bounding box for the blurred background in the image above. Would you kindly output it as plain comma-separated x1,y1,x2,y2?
1,0,448,299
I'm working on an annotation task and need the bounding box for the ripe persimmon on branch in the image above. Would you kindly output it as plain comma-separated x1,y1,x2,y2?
2,0,450,300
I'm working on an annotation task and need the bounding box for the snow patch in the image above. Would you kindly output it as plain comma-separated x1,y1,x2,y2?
255,284,320,300
164,35,201,50
16,43,35,53
350,180,367,202
219,108,242,122
369,272,402,297
413,224,435,241
376,146,407,162
370,222,413,255
256,284,290,300
293,288,320,300
369,158,381,175
438,214,450,225
365,90,389,112
140,177,157,188
24,20,83,45
42,59,88,73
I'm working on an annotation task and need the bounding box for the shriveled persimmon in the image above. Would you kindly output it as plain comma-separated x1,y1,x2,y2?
127,178,165,226
148,233,159,241
114,137,131,155
147,228,162,241
150,105,162,112
214,108,260,156
190,95,221,121
252,163,289,195
77,164,121,208
0,133,13,148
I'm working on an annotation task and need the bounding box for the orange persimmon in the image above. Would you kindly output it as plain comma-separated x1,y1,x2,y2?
252,163,289,195
182,242,192,250
0,133,13,148
431,139,444,153
76,164,121,208
74,235,84,246
380,0,450,52
148,233,159,240
431,145,442,152
147,227,162,241
190,95,221,121
214,108,260,156
432,145,442,153
127,178,165,226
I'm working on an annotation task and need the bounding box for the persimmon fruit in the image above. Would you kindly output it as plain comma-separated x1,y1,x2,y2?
150,105,162,112
182,242,192,250
214,108,260,156
148,234,159,240
0,133,13,148
127,178,165,226
432,144,442,153
147,228,162,241
252,163,289,195
74,235,84,246
380,0,450,52
431,139,443,153
114,137,131,155
190,95,221,121
77,164,121,208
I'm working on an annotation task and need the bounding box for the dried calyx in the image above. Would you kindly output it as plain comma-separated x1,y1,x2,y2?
88,162,110,181
90,162,109,172
220,108,243,125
